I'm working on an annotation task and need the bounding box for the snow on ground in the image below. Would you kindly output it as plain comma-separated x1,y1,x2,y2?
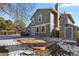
6,44,34,56
8,50,34,56
1,38,79,56
0,39,34,56
0,39,21,46
57,40,79,56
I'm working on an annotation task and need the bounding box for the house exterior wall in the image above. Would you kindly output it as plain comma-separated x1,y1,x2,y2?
59,14,78,40
59,15,68,39
28,9,55,37
65,25,79,39
30,9,50,26
67,17,73,25
35,24,51,37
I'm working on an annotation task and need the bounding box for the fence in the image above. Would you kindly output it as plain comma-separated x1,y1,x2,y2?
0,30,17,35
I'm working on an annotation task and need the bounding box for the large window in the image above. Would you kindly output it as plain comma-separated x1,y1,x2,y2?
38,14,42,22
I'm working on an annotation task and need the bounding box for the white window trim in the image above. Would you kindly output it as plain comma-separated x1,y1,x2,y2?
38,14,42,22
31,25,47,34
32,18,35,24
36,26,39,33
31,23,50,27
41,25,46,33
31,23,49,34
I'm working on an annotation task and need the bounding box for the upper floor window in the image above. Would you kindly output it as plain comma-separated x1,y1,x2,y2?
32,18,34,24
38,14,42,22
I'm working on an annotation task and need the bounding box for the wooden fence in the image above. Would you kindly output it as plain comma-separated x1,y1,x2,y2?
0,30,17,35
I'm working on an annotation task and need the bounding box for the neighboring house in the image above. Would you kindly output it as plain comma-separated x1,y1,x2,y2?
27,4,60,37
0,30,16,35
59,13,79,40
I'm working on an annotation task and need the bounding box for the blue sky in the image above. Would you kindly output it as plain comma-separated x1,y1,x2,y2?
0,3,79,26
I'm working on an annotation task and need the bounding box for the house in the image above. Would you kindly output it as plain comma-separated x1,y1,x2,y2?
59,13,79,40
27,4,60,37
27,3,79,39
0,30,17,35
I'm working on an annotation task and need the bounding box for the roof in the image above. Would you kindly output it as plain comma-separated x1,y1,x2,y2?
49,8,58,13
67,14,75,24
36,8,57,13
61,14,75,24
66,24,79,28
30,8,57,20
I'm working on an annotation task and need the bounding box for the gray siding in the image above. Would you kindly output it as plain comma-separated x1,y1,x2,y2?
30,9,50,26
59,15,67,39
29,9,52,37
35,24,51,37
27,9,56,37
59,14,79,40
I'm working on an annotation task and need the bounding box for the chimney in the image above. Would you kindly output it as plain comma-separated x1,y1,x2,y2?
0,3,4,8
55,3,59,13
54,3,60,30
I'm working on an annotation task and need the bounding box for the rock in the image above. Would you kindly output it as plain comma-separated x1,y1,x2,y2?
48,44,74,56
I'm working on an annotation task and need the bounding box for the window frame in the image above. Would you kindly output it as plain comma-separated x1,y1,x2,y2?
41,25,46,33
38,14,42,22
32,18,35,24
36,27,39,33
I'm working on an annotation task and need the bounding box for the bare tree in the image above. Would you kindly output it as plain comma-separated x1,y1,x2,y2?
0,3,36,34
15,19,26,34
0,3,36,24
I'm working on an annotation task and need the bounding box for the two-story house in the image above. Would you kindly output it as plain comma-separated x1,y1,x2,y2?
27,4,60,37
27,3,79,39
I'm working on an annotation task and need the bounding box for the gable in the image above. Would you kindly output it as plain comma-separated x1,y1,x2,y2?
30,8,57,20
60,14,75,24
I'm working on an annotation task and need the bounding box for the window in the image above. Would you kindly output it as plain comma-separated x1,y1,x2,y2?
36,27,39,33
41,26,46,33
32,18,34,24
38,14,42,22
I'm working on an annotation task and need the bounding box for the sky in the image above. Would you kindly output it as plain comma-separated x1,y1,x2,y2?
0,3,79,26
